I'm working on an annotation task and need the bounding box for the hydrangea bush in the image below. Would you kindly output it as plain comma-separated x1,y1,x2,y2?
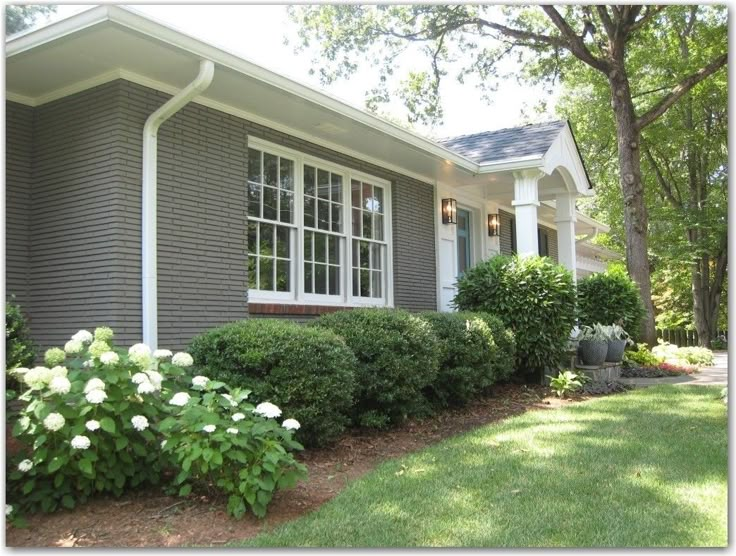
7,327,305,518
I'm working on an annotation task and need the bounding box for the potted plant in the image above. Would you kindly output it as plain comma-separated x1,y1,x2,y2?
606,323,632,362
577,323,609,366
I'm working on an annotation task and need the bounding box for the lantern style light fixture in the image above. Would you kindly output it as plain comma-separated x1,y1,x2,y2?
487,213,500,236
441,198,457,224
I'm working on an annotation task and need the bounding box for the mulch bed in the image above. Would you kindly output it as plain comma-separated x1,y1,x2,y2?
6,384,598,548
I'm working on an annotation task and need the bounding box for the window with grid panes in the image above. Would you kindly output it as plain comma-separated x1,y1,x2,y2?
351,179,386,299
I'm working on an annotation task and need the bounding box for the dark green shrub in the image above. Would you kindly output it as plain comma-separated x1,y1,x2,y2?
313,308,440,429
453,255,576,378
577,268,646,340
419,312,498,408
469,312,517,382
189,319,357,448
6,300,35,370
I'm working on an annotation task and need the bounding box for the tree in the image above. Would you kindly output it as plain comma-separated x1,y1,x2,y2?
557,6,727,347
289,5,727,344
5,5,56,36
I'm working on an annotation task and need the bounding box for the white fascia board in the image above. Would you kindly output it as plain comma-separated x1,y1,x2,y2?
476,155,545,174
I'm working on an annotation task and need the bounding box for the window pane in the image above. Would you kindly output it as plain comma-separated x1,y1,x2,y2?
331,174,342,203
280,158,294,191
248,255,257,289
262,186,278,221
304,196,315,228
248,148,261,183
373,214,383,241
304,230,313,261
315,232,327,263
304,262,313,293
360,269,370,297
317,169,330,200
374,186,384,214
331,203,342,233
247,182,261,218
362,211,372,238
352,209,361,237
279,190,293,223
372,270,382,298
360,240,370,269
304,165,315,196
371,243,382,270
317,200,329,231
328,236,340,265
276,260,290,292
328,265,340,295
352,239,359,268
260,224,274,257
276,226,290,259
351,180,361,207
260,257,274,291
248,222,258,255
352,268,360,297
264,153,278,186
362,182,373,210
315,263,327,294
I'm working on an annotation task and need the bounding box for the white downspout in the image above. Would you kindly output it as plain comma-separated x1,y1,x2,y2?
142,60,215,348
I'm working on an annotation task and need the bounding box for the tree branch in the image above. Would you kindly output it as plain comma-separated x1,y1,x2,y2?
541,5,610,72
636,52,728,130
627,5,666,35
644,144,682,209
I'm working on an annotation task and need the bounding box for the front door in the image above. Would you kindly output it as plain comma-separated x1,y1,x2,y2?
457,208,472,277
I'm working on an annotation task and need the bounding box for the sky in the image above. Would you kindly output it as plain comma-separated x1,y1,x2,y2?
43,4,561,139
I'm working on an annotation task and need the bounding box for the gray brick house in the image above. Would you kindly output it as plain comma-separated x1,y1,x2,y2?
5,6,612,352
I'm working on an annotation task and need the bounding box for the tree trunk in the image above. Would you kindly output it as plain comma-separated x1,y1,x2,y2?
609,70,657,345
692,258,712,347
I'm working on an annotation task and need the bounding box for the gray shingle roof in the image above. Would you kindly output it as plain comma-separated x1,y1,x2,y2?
438,120,568,165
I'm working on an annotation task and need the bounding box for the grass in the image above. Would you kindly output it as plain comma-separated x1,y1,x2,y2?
237,386,727,548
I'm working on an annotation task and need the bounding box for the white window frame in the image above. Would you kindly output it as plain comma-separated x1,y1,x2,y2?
247,137,394,308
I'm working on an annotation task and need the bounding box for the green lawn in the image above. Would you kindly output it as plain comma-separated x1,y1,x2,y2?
237,386,727,548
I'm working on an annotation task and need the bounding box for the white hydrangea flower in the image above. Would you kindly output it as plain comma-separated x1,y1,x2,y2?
10,367,29,378
169,392,191,407
72,330,94,344
144,370,163,390
100,351,119,366
64,339,84,354
23,367,46,390
191,375,209,389
128,343,152,368
49,366,68,379
93,326,114,342
49,376,72,395
153,349,173,360
43,412,65,432
221,393,237,407
131,372,148,384
84,378,106,393
137,381,156,395
131,415,149,431
226,427,238,434
86,389,108,404
85,420,100,431
202,424,216,433
5,505,12,516
232,412,245,422
82,360,94,368
171,352,194,367
71,435,91,450
88,340,110,358
44,347,66,367
282,418,301,431
18,459,33,472
253,402,282,419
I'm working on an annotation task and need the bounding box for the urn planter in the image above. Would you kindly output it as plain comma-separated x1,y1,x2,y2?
606,339,626,363
578,339,608,366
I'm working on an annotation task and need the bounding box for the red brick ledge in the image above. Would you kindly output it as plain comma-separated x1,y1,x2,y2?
248,303,354,316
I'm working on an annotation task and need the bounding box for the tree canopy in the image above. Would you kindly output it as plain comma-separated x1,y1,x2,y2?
5,5,56,36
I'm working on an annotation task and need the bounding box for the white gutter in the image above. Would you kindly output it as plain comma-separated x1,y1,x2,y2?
142,59,215,348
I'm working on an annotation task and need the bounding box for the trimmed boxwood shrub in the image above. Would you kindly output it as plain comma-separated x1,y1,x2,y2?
577,268,646,340
313,308,440,429
453,255,576,378
419,312,499,408
189,319,357,448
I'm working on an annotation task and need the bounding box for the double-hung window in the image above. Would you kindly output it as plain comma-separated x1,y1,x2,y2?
246,139,392,307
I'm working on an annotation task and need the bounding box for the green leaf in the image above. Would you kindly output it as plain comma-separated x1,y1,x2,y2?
115,436,129,451
179,484,192,497
78,458,94,476
48,455,66,473
61,495,75,509
33,434,47,449
99,417,116,434
22,479,35,495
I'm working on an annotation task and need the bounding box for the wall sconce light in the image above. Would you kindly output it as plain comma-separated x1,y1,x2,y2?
441,198,457,224
487,213,500,237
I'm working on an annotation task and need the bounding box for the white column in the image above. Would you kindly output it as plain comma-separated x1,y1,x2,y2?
512,169,543,257
555,192,578,281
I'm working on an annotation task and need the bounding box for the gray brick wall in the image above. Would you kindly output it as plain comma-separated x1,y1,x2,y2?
6,102,33,310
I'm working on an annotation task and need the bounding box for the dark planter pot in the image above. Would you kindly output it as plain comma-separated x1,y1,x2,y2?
606,339,626,362
579,339,608,366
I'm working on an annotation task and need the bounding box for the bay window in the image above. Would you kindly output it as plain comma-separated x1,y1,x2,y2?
247,138,392,306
